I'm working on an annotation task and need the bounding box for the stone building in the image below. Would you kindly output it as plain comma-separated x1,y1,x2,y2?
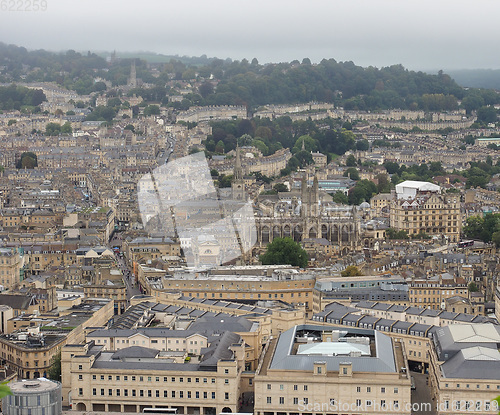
389,181,461,242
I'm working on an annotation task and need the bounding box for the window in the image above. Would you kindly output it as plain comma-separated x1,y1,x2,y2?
203,378,207,383
224,379,229,384
171,391,175,398
100,375,104,380
108,389,112,396
148,390,152,398
196,391,200,399
381,387,385,393
92,375,96,380
279,397,284,404
394,401,399,409
224,369,229,374
356,399,362,407
78,375,83,380
381,400,386,408
148,376,152,382
78,388,83,396
101,389,104,396
140,390,144,397
203,392,207,399
124,390,128,397
225,392,229,400
280,384,284,390
78,365,82,370
394,388,398,394
92,388,96,396
179,391,183,398
304,385,308,391
108,376,112,381
156,390,159,398
212,392,216,399
356,386,361,393
293,398,298,405
267,397,272,404
116,390,120,397
293,385,298,391
367,387,371,393
132,390,136,397
116,376,120,381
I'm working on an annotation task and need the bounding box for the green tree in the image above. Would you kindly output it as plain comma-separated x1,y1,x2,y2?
273,183,289,193
292,135,317,154
61,121,72,135
143,104,160,116
476,106,497,124
468,282,479,293
331,191,348,204
345,154,357,167
16,152,37,169
376,173,391,193
340,265,363,277
0,382,12,398
343,167,360,181
47,351,61,381
259,237,308,268
355,139,369,151
45,122,62,136
348,180,377,205
218,174,233,188
386,228,409,240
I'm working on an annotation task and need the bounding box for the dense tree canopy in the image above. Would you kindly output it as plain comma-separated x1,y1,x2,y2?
0,84,46,110
16,152,37,169
259,237,308,268
463,214,500,246
2,42,489,113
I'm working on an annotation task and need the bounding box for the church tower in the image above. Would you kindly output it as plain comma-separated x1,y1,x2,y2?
128,60,137,88
231,147,246,201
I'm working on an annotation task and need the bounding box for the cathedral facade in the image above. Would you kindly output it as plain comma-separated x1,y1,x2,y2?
254,176,362,255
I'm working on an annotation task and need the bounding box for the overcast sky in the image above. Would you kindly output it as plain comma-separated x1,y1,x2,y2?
1,0,499,70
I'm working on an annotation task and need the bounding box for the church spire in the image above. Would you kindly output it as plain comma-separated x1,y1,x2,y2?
234,146,243,180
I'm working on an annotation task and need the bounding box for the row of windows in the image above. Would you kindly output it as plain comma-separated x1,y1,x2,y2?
93,339,203,345
88,374,219,383
265,397,401,408
265,385,399,394
442,400,495,411
186,292,309,299
444,383,500,390
88,389,221,399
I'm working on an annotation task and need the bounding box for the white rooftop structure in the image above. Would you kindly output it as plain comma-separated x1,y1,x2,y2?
395,180,441,200
297,341,371,356
447,323,500,343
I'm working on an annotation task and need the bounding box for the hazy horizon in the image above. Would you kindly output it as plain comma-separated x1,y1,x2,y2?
1,0,500,71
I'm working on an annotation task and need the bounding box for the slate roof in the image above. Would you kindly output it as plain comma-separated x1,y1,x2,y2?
269,324,396,373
